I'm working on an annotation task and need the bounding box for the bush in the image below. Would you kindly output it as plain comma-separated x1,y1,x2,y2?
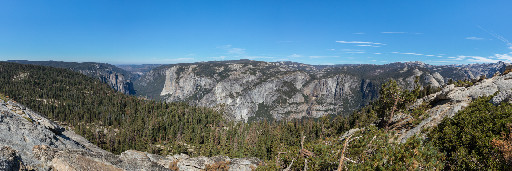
430,95,512,170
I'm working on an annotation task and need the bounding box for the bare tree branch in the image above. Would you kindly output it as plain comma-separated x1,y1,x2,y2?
337,134,353,171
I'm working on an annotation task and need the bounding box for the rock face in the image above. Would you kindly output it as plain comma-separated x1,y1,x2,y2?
490,90,512,105
397,72,512,143
6,60,136,95
136,60,510,122
0,98,260,170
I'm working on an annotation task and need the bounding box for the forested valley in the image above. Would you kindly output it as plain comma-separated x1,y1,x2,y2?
1,62,511,170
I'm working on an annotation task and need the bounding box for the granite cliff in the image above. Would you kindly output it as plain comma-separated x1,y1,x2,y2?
135,60,510,122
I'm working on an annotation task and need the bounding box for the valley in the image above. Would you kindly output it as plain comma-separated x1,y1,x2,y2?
1,60,511,170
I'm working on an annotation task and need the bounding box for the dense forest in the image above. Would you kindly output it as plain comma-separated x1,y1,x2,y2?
0,62,510,170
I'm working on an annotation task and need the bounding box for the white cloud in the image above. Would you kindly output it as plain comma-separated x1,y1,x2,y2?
356,45,381,47
395,52,426,56
228,48,246,54
381,32,407,34
288,54,302,58
467,56,500,63
449,54,512,63
336,41,372,44
495,53,512,62
218,45,246,54
374,53,382,55
336,41,385,46
353,32,365,34
466,37,484,40
448,56,467,60
345,52,365,54
425,55,435,57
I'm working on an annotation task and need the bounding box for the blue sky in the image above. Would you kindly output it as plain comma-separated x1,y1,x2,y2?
1,0,512,65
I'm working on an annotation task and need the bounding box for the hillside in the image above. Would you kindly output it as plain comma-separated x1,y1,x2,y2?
0,96,259,170
6,60,136,95
135,59,509,122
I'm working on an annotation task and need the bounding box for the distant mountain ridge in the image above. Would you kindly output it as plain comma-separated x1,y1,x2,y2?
134,60,510,122
6,59,510,122
6,60,136,95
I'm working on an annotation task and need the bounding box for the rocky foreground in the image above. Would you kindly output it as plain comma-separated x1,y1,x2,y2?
0,99,260,171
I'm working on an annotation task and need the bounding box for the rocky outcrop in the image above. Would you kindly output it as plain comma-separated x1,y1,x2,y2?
397,72,512,143
490,90,512,105
0,98,260,170
136,60,510,122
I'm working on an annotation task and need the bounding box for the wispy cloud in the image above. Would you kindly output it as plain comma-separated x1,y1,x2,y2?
448,54,512,63
478,26,512,49
397,52,424,56
336,41,385,46
495,53,512,61
356,45,381,47
466,36,485,40
374,53,382,55
467,56,500,63
288,54,302,58
381,32,407,34
353,32,365,35
218,45,246,54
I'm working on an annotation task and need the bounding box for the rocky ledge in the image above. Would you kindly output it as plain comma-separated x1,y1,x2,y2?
395,72,512,143
0,99,260,170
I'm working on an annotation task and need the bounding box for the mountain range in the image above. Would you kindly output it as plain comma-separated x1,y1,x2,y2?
7,59,510,122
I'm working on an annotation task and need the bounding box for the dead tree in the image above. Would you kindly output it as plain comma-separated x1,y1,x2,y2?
337,134,353,171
